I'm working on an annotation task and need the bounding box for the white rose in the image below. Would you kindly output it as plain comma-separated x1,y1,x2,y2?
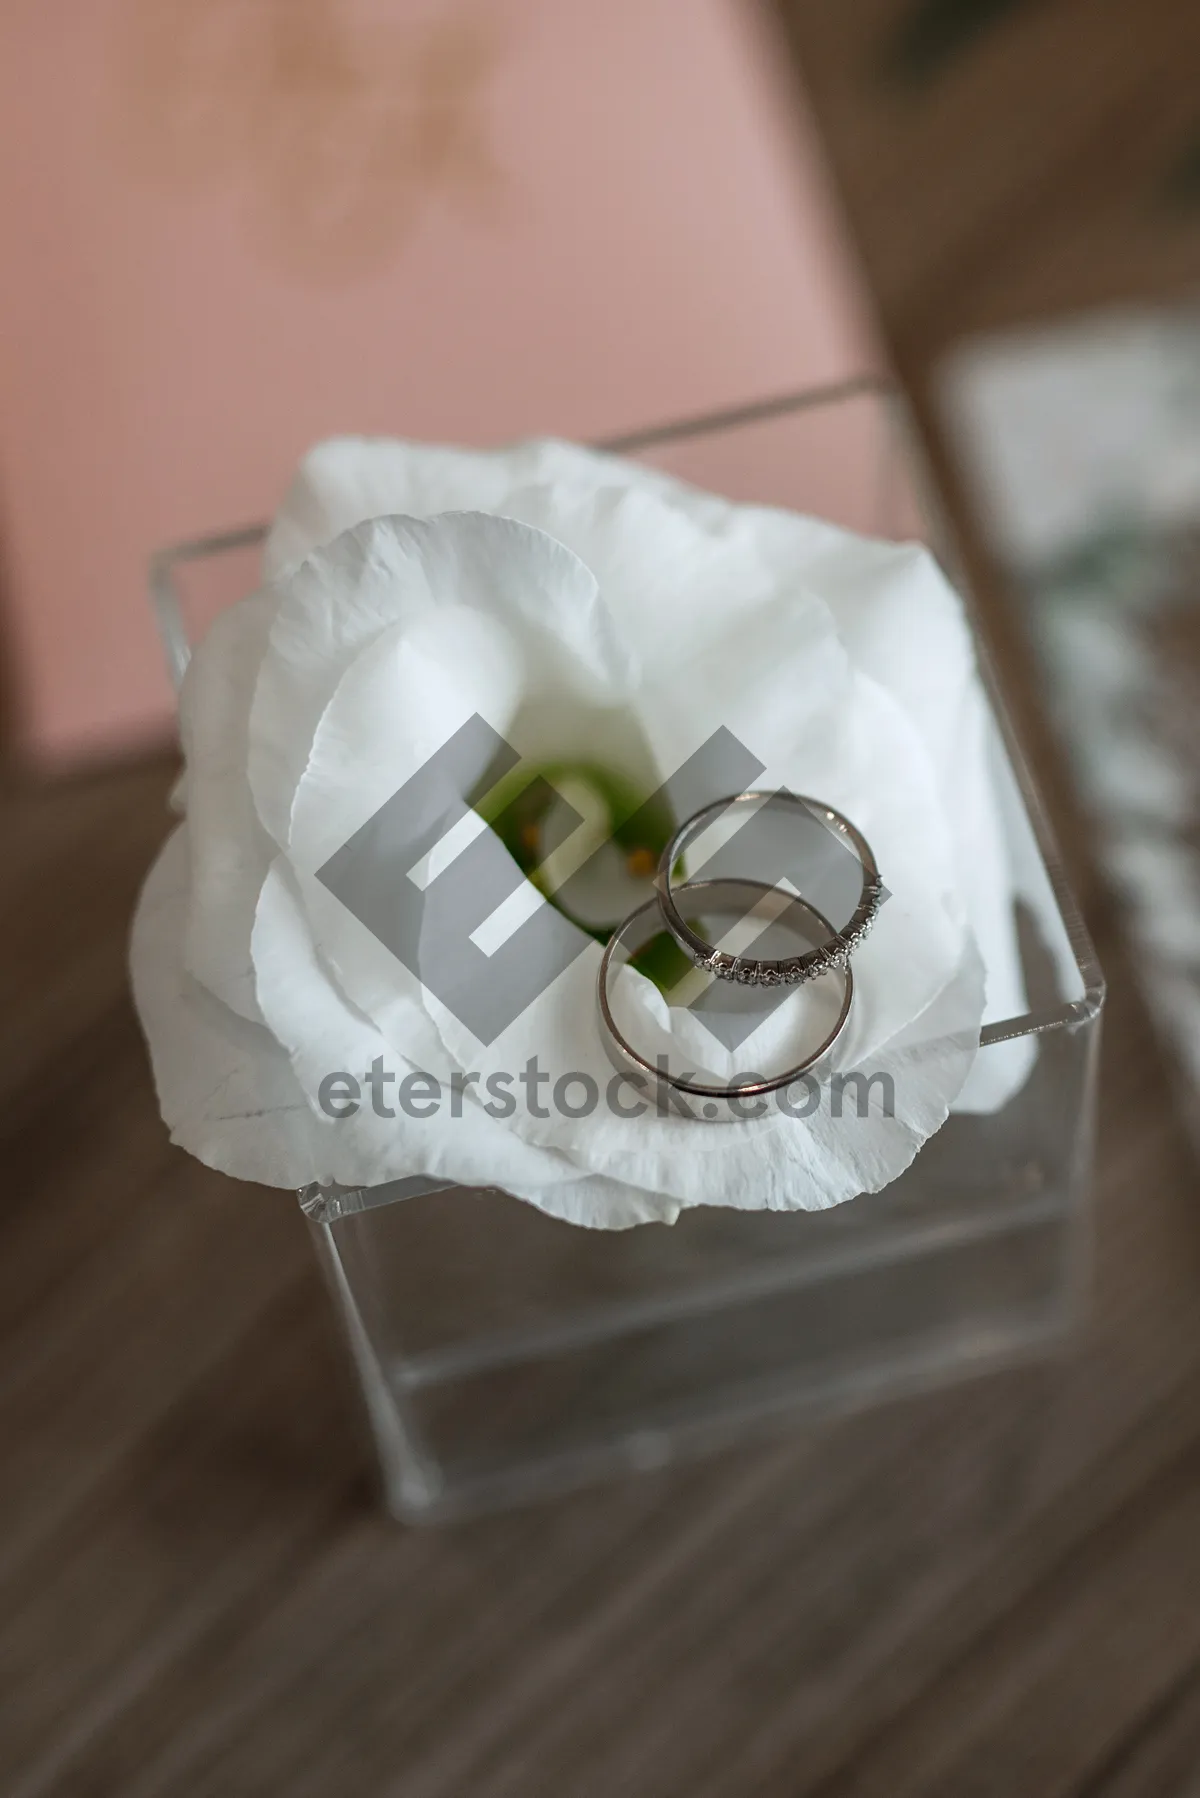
131,437,1029,1229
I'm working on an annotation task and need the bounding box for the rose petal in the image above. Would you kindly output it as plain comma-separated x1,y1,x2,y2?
250,511,627,853
250,856,664,1218
130,826,322,1186
178,590,277,1023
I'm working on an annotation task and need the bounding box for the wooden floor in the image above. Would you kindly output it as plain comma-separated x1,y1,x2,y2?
6,3,1200,1792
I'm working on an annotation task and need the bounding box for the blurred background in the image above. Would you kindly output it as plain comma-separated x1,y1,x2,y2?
4,2,1200,1794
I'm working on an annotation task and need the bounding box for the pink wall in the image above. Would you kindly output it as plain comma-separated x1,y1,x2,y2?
0,0,874,761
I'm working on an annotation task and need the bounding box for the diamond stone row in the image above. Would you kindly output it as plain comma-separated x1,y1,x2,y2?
696,875,883,986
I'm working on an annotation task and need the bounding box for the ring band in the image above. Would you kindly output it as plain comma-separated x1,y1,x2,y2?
596,876,853,1123
656,791,882,987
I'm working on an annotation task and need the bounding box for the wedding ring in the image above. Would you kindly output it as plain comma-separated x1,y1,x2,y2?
656,791,882,987
596,876,853,1123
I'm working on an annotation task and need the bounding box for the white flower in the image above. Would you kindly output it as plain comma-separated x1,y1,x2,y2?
131,437,1029,1229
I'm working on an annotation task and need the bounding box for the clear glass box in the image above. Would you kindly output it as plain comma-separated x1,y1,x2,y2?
153,380,1104,1523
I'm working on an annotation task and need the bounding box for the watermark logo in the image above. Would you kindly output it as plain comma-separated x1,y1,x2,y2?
316,1055,896,1124
317,714,881,1048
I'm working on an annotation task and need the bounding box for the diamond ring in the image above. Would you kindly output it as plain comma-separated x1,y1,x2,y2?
655,790,882,987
